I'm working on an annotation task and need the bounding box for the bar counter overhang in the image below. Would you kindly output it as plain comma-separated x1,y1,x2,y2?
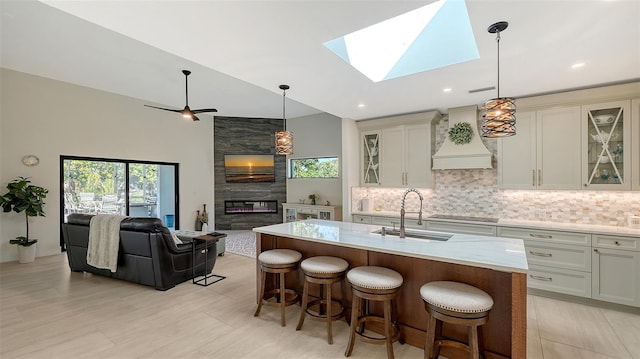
254,219,529,359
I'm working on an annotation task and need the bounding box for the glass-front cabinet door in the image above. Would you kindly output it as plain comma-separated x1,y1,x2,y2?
582,100,631,190
361,131,380,186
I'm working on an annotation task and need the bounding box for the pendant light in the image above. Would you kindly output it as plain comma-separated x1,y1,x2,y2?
481,21,516,138
275,84,293,155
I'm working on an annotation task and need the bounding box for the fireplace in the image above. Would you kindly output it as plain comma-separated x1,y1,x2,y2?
224,200,278,214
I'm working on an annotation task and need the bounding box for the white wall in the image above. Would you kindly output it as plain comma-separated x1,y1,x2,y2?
0,69,214,262
341,118,359,220
286,112,342,206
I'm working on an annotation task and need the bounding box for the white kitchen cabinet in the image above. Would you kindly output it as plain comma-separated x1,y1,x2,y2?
371,215,423,230
357,111,440,188
361,130,381,186
497,227,593,298
581,100,632,190
379,123,432,187
424,221,496,236
632,98,640,190
282,203,341,223
498,107,582,189
592,234,640,307
352,214,372,224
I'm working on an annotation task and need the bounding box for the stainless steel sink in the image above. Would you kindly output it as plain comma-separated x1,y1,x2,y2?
372,228,452,241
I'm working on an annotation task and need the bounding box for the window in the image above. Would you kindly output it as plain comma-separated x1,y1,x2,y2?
289,157,339,178
60,156,179,249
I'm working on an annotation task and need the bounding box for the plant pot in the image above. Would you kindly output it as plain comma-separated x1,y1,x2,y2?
17,244,36,263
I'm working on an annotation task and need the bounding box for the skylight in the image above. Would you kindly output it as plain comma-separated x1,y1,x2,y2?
324,0,478,82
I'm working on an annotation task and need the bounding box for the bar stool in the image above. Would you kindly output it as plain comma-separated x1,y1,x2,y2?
345,266,403,359
420,281,494,359
254,249,302,327
296,256,349,344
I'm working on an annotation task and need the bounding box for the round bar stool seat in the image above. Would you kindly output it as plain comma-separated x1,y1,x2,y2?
296,256,350,344
345,266,403,359
254,249,302,327
420,281,494,359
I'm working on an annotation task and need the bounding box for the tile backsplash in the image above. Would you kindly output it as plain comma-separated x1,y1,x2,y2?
352,117,640,227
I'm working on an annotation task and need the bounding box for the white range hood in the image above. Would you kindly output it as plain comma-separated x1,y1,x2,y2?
432,105,493,170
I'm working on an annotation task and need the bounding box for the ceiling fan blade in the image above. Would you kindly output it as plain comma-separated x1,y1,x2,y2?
144,104,181,113
191,114,200,121
192,108,218,114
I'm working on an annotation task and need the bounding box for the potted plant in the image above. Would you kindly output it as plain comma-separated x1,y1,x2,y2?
0,177,48,263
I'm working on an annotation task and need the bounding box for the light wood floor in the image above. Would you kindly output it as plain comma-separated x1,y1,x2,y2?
1,253,638,358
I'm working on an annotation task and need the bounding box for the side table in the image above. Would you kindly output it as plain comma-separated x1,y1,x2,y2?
191,233,227,286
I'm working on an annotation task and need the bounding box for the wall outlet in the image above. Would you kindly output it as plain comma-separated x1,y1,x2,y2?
538,210,547,219
427,203,434,212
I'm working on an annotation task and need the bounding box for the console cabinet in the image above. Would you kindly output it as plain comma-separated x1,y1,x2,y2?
283,203,341,223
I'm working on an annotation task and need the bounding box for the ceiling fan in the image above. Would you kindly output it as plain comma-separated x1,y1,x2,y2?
144,70,217,121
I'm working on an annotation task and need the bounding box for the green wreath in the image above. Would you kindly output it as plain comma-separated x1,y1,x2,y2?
448,122,474,145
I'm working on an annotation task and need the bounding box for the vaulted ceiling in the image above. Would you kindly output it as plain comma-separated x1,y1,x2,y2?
2,0,639,121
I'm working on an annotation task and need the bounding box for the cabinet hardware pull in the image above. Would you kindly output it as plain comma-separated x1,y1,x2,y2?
593,248,599,253
614,241,621,246
530,275,552,281
538,169,542,186
530,251,552,257
529,233,552,239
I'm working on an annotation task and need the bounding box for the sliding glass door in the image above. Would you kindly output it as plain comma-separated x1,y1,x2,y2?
60,156,179,249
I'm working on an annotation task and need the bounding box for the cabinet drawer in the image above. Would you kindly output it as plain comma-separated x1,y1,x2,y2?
593,234,639,251
527,265,592,298
371,216,423,229
498,227,590,245
524,241,591,272
426,221,496,236
352,215,372,224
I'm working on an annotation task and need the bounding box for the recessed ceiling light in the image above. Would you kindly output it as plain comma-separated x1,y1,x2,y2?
358,103,365,108
443,88,452,93
571,62,585,69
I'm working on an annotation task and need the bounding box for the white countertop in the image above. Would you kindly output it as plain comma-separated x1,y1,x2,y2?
351,211,640,237
253,219,528,274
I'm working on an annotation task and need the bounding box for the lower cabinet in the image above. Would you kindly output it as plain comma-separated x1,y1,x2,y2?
592,234,640,307
425,221,497,236
498,227,640,307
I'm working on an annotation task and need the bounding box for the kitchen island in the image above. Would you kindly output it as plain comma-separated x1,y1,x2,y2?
254,219,528,359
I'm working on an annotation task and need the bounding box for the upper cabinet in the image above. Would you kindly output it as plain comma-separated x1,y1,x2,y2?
499,107,582,190
632,99,640,191
357,111,441,188
581,100,632,190
499,82,640,191
361,130,381,185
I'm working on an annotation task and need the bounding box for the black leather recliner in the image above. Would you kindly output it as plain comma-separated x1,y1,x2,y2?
62,213,222,290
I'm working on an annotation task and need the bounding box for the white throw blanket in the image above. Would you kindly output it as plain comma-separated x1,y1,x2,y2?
87,214,128,273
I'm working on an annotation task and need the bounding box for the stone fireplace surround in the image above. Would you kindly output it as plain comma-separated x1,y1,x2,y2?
214,116,286,230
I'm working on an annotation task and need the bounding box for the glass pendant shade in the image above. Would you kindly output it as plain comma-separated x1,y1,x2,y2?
275,130,293,155
275,84,293,155
482,21,516,138
481,97,516,138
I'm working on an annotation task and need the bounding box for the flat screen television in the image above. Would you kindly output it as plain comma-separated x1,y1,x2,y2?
224,154,275,183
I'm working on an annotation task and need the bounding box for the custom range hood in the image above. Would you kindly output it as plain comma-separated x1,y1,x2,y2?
432,105,492,170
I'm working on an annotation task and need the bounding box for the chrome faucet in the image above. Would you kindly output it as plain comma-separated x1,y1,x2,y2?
400,188,424,238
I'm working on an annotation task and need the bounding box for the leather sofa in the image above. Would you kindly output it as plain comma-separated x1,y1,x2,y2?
62,213,223,290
